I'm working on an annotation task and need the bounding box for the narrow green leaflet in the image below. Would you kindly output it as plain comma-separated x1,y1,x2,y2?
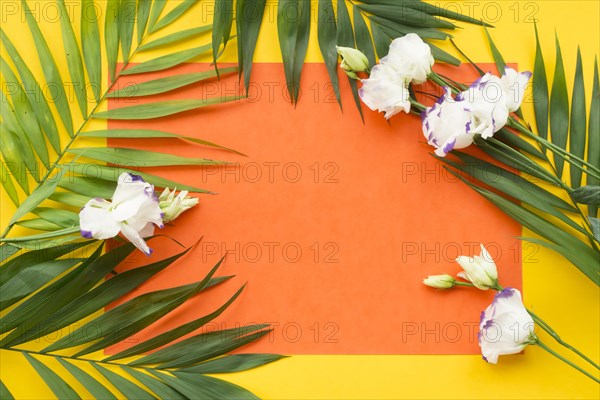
277,0,311,104
107,68,237,98
80,128,244,155
92,364,156,400
57,0,87,117
549,34,569,177
56,359,117,400
139,25,212,52
236,0,267,90
69,147,226,167
0,380,14,400
137,0,152,44
0,162,19,207
8,172,63,225
153,372,260,400
32,207,79,228
179,354,284,374
105,0,120,81
92,96,243,119
337,0,364,120
0,30,60,153
81,0,102,102
533,24,549,142
58,175,116,199
23,353,81,400
0,58,49,165
589,58,600,216
21,0,73,135
120,44,212,75
353,7,376,68
370,22,391,59
123,368,185,400
67,163,214,194
213,0,234,71
317,0,342,107
119,0,136,62
571,186,600,205
48,191,91,208
15,218,63,231
150,0,196,33
368,16,448,41
483,25,506,75
356,4,455,30
570,48,587,187
147,0,167,30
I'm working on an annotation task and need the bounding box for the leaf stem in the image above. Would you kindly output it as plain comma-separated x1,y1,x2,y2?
528,309,600,370
534,339,600,383
507,119,600,178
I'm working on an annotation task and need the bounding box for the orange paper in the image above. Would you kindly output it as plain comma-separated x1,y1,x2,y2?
106,62,521,355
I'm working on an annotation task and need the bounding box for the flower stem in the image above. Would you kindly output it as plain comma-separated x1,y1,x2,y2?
507,118,600,179
528,309,600,370
534,339,600,383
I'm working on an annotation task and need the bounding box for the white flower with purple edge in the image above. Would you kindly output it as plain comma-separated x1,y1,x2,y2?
456,244,499,290
359,63,411,119
479,288,536,364
422,68,531,156
380,33,434,84
422,87,477,157
79,173,164,255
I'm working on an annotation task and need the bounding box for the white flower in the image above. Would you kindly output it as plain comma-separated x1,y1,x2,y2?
423,274,456,289
359,63,411,119
159,187,199,223
479,288,536,364
422,87,476,157
337,46,370,79
456,244,498,290
501,68,532,112
79,173,164,255
381,33,434,84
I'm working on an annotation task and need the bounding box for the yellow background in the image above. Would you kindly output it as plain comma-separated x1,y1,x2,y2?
1,0,599,398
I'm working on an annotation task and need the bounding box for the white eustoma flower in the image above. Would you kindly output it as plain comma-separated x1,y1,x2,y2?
359,63,411,119
501,68,532,112
381,33,434,84
159,188,199,223
456,244,499,290
479,288,536,364
423,274,456,289
79,173,164,255
422,88,476,157
336,46,370,79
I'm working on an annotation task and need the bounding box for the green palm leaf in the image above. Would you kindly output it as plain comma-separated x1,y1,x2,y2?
1,1,280,397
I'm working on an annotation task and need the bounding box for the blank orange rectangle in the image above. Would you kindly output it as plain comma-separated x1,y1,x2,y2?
106,62,521,355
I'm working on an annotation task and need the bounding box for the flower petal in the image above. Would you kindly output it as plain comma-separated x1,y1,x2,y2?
121,223,152,256
79,198,120,239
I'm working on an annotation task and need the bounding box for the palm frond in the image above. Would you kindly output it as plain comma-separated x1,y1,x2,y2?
0,0,242,247
439,29,600,285
1,1,279,397
1,240,277,398
215,0,486,108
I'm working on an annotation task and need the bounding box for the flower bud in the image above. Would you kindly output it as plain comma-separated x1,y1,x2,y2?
423,274,456,289
159,188,199,223
336,46,370,79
